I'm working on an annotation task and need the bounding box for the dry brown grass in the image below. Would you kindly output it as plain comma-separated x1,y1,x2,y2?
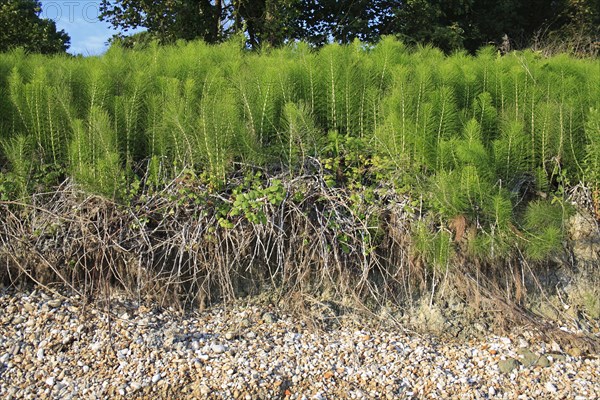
1,169,599,346
530,27,599,58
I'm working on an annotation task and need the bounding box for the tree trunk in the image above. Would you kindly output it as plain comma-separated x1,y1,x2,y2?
214,0,222,41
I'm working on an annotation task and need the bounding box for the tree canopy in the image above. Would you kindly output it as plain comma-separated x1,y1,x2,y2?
97,0,600,52
0,0,70,54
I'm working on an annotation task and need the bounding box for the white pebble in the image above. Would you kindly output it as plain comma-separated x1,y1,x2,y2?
211,344,226,354
90,342,102,352
130,382,142,392
545,382,557,393
224,332,236,340
152,373,162,383
199,385,210,395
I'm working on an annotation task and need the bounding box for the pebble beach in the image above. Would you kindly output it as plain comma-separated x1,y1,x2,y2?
0,288,598,399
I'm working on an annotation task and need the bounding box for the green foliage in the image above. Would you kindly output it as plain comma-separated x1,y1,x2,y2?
101,0,305,49
282,102,320,167
1,134,32,199
68,107,124,197
414,221,454,272
219,174,286,227
8,66,70,167
523,201,570,261
0,0,70,54
584,108,600,188
101,0,587,53
0,37,597,267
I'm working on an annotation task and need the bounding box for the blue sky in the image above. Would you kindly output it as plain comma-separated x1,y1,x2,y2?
40,1,143,55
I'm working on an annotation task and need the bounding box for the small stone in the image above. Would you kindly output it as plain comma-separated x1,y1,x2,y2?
567,347,582,357
199,385,210,395
500,337,512,345
545,382,557,393
246,332,257,339
151,373,162,384
225,332,237,340
473,322,487,333
536,356,550,368
550,341,562,352
548,353,567,363
12,316,24,325
90,342,102,352
45,377,55,387
313,392,325,400
499,358,520,374
0,354,9,364
262,312,277,324
23,303,35,313
130,383,142,392
36,348,44,360
211,344,226,354
47,299,62,308
517,348,538,368
239,318,251,328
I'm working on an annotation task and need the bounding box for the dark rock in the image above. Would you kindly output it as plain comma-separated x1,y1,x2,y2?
262,312,277,324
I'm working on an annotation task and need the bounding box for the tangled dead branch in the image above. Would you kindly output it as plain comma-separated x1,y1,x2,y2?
0,168,598,343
